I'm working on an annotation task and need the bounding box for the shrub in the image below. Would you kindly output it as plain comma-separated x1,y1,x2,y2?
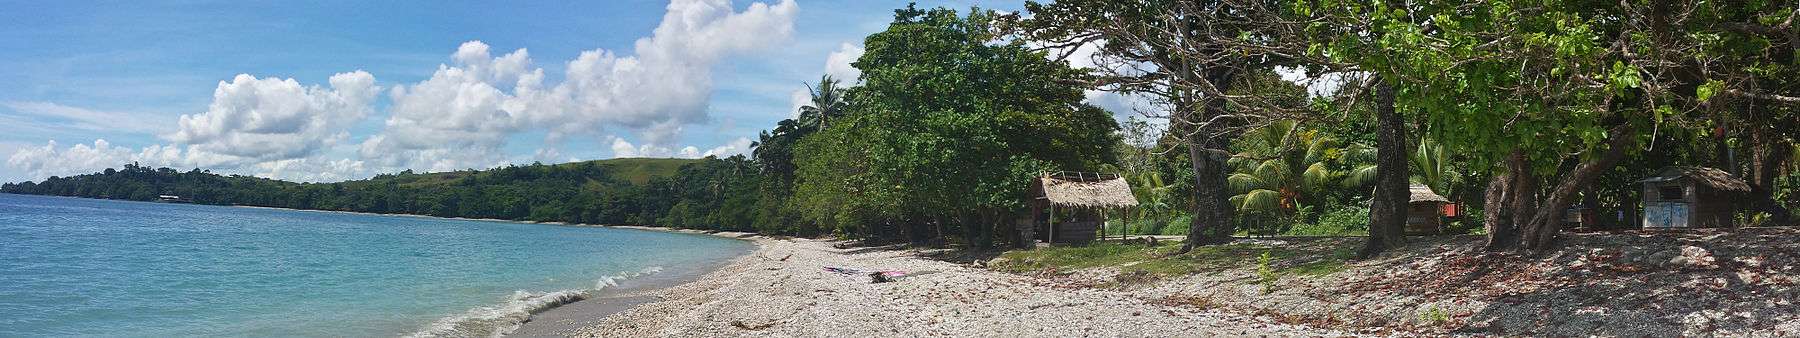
1256,250,1277,294
1284,207,1369,236
1418,304,1449,324
1163,214,1193,235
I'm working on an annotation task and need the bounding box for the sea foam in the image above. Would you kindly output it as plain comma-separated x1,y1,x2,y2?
408,266,664,338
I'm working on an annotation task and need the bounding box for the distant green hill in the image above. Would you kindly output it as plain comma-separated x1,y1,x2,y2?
557,158,699,185
375,158,701,188
0,157,727,227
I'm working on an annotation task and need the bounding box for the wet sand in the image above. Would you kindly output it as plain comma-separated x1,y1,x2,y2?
507,296,658,337
506,229,755,337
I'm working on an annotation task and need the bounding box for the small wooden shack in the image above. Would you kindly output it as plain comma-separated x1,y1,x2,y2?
1406,184,1449,234
1022,172,1138,247
1639,166,1750,229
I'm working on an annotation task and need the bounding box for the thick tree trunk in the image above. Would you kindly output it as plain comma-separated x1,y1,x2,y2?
1184,139,1236,248
1482,154,1516,251
907,214,930,245
1508,153,1538,249
1179,72,1238,254
962,211,995,250
1359,79,1408,258
1519,125,1635,250
1748,129,1794,224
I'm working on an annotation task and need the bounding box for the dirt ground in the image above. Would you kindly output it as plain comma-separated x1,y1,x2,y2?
999,227,1800,336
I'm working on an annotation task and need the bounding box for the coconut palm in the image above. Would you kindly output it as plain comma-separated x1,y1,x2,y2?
797,75,848,129
753,75,850,175
1227,120,1376,216
1132,171,1174,219
1409,136,1458,201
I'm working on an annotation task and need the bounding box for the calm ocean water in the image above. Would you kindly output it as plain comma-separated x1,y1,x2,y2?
0,193,751,337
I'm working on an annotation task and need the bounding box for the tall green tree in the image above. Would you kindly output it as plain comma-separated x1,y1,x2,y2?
1016,0,1312,252
792,5,1118,247
749,75,854,236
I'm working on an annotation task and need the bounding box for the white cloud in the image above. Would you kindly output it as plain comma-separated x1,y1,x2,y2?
3,139,372,183
788,41,865,118
359,41,534,171
364,0,798,172
1275,66,1356,97
823,42,864,82
787,88,811,118
250,157,369,183
559,0,798,141
700,137,754,158
1,101,168,134
5,139,135,179
168,71,378,165
5,0,801,183
609,136,672,158
609,135,753,159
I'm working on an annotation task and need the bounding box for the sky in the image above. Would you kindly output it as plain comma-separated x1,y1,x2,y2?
0,0,1119,184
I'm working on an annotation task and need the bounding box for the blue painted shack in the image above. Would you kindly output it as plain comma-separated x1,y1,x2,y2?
1639,167,1749,229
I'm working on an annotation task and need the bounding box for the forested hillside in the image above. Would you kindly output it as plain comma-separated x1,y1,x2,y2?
0,157,771,229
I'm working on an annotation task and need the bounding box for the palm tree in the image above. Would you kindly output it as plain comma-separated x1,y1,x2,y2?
753,75,848,175
1408,136,1458,201
798,75,848,129
1131,171,1174,219
1227,120,1376,217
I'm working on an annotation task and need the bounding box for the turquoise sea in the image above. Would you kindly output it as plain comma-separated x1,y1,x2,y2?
0,193,751,337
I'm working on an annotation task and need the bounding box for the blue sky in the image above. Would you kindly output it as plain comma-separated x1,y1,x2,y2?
0,0,1045,183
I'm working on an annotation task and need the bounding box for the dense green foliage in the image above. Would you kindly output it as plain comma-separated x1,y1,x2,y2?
786,6,1119,247
0,158,768,231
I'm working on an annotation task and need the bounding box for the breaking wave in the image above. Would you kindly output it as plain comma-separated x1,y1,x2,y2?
407,267,664,338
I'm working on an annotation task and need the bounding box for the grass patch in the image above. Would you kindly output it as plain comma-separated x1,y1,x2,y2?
1287,260,1348,276
990,242,1178,274
991,239,1358,282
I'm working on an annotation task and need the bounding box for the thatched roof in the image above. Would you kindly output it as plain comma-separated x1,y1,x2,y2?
1409,184,1449,203
1036,173,1138,208
1638,166,1752,192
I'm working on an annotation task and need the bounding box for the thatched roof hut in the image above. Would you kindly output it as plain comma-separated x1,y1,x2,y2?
1036,172,1139,208
1405,184,1449,234
1021,172,1138,246
1409,184,1449,203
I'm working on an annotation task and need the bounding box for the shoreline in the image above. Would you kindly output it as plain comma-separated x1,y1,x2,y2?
17,195,727,235
229,204,763,238
229,204,603,227
566,236,1344,337
507,228,758,337
229,202,763,337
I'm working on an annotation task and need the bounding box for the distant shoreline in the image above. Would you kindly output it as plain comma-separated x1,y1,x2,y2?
228,204,748,236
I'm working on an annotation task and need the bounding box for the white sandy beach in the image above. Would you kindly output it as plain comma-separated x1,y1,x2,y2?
555,236,1346,337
